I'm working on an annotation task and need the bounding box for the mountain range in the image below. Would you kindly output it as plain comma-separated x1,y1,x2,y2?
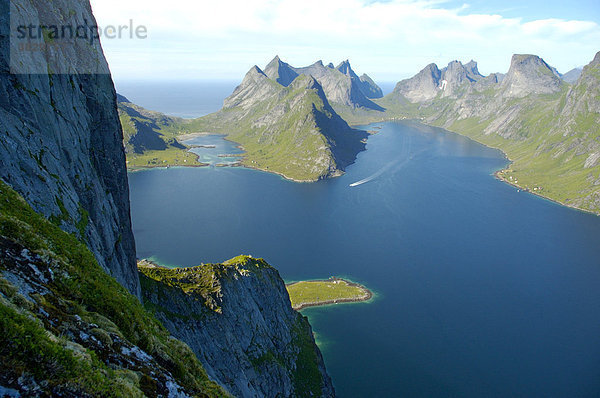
371,53,600,213
120,52,600,213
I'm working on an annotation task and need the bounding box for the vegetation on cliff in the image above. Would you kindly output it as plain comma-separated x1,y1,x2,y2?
0,180,227,397
138,257,335,398
118,97,208,170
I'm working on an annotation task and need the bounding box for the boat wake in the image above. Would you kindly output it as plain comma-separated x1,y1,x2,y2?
349,147,426,187
349,164,393,187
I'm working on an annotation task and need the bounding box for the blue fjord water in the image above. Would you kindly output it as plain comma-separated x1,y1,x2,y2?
129,121,600,397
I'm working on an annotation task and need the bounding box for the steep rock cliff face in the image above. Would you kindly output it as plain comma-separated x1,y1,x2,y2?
139,257,335,398
292,59,383,110
439,60,483,98
336,60,383,99
390,63,442,102
358,73,383,99
264,56,299,87
1,3,337,397
500,54,563,98
0,0,139,296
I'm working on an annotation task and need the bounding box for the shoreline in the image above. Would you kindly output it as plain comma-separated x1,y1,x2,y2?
286,277,373,311
348,117,600,217
178,132,224,141
132,120,599,216
493,170,599,216
221,135,346,183
129,133,351,183
127,162,209,172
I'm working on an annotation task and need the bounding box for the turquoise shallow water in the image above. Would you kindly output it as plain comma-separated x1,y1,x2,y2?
129,121,600,397
183,134,244,165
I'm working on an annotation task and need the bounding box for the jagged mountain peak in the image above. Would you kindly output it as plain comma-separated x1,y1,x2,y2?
247,65,267,78
562,67,583,84
392,63,442,102
508,54,560,76
438,60,483,96
464,60,483,78
291,73,323,92
336,60,352,75
292,59,383,109
223,65,277,109
358,73,383,99
443,60,482,80
238,65,270,87
264,56,298,87
336,60,359,81
501,54,563,98
235,57,383,109
443,60,466,75
424,63,442,73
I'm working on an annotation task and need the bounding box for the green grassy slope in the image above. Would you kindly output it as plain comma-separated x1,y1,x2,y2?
193,73,367,181
118,100,207,169
286,278,371,310
0,180,228,397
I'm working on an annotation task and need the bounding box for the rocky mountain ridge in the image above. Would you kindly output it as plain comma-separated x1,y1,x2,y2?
291,59,383,110
197,63,368,181
374,52,600,213
499,54,564,98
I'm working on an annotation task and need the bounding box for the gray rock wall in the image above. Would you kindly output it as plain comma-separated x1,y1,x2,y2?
140,258,336,398
0,0,139,296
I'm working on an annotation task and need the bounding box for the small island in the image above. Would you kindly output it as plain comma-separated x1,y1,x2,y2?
286,277,373,311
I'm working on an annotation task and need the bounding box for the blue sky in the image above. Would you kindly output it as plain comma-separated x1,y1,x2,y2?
90,0,600,83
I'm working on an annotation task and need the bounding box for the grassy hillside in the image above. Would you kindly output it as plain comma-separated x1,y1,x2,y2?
192,73,366,182
118,100,208,169
0,180,228,397
286,278,372,310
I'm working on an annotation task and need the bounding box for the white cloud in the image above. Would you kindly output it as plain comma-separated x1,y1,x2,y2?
90,0,600,81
